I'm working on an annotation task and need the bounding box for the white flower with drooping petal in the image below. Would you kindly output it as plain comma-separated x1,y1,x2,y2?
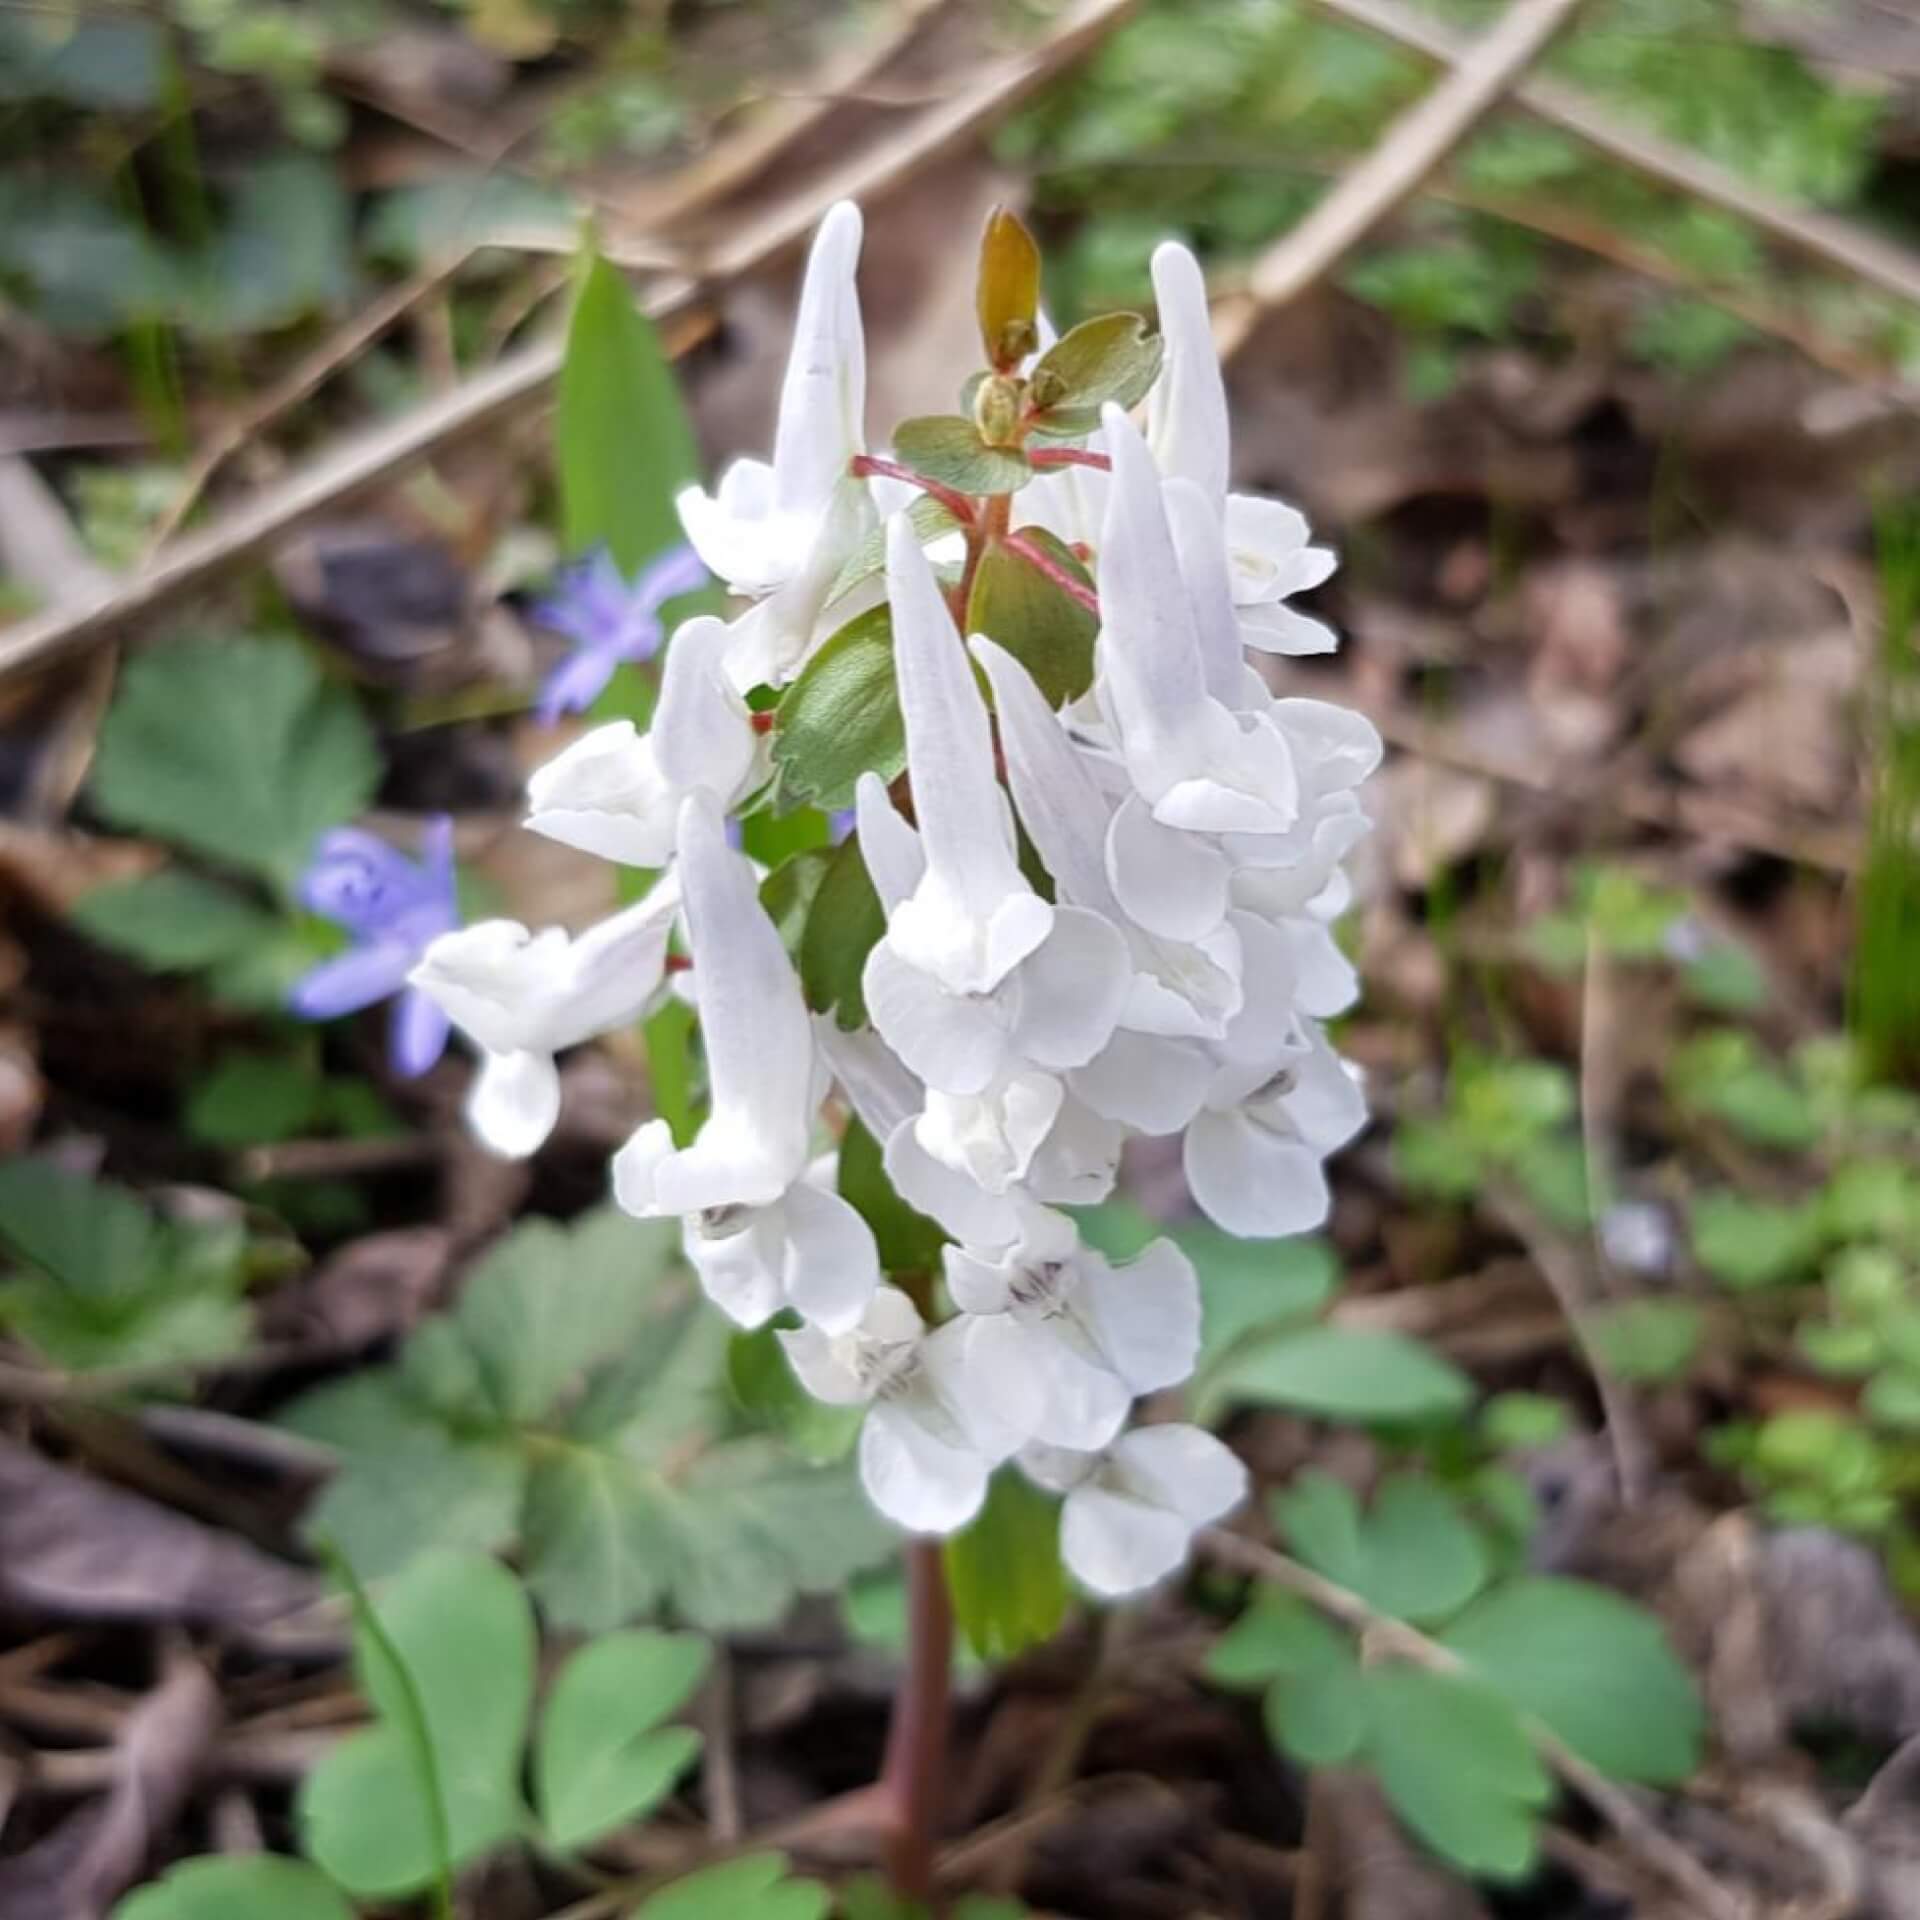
781,1286,1021,1535
524,617,764,866
859,518,1129,1097
409,873,682,1159
1146,239,1338,655
1095,406,1302,857
974,633,1242,1036
1023,1424,1248,1598
948,1208,1200,1452
612,791,878,1333
675,202,877,691
1185,1015,1368,1239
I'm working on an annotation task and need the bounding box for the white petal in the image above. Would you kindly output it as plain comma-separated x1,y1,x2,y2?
886,518,1047,993
1007,905,1130,1070
1203,912,1304,1108
1081,1239,1201,1395
1105,791,1230,942
962,1313,1129,1454
1279,919,1360,1019
524,722,677,867
1272,1022,1369,1152
780,1180,880,1334
1165,475,1246,706
610,1117,676,1216
1017,1439,1099,1496
685,1207,788,1329
1069,1027,1212,1133
467,1048,561,1159
1183,1107,1331,1238
653,793,814,1209
1239,600,1338,657
1272,697,1383,794
652,615,762,800
862,937,1010,1096
411,920,564,1056
538,875,684,1049
1223,493,1318,604
1026,1094,1125,1206
883,1119,1027,1250
860,1399,990,1535
1060,1484,1194,1598
972,635,1120,917
719,475,876,691
915,1071,1063,1194
771,201,866,514
677,459,806,595
814,1014,920,1140
1147,241,1230,510
854,771,926,915
917,1317,1030,1463
1107,1423,1248,1527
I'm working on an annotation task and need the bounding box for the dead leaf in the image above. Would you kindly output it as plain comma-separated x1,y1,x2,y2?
0,1439,318,1632
259,1226,452,1353
1376,758,1496,890
0,1647,219,1920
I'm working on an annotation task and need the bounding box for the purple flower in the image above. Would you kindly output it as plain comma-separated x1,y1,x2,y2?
289,817,459,1079
531,544,709,725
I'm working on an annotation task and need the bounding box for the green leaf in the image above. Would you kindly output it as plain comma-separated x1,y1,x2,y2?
285,1209,894,1629
1207,1586,1347,1688
91,635,379,896
0,1158,252,1374
113,1856,355,1920
558,245,702,574
1263,1638,1367,1767
1365,1665,1550,1880
1681,940,1769,1013
770,606,904,814
799,835,887,1030
1278,1472,1489,1624
1457,1059,1575,1161
186,1049,326,1147
829,494,960,605
645,998,700,1149
1442,1577,1702,1785
634,1852,829,1920
1027,312,1162,434
69,869,278,973
839,1117,946,1274
537,1629,708,1851
1184,1230,1339,1421
893,416,1031,495
1865,1367,1920,1431
1393,1119,1484,1201
1201,1326,1473,1424
1690,1192,1821,1290
945,1469,1068,1658
1582,1299,1704,1383
298,1550,535,1898
965,533,1097,707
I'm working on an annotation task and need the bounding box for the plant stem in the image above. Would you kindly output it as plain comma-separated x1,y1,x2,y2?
1027,446,1110,471
880,1538,955,1905
1002,531,1101,614
850,454,977,527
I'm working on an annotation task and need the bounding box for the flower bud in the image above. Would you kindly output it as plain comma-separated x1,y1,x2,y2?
973,373,1023,448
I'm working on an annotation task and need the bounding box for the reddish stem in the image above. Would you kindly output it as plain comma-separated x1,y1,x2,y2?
880,1539,954,1905
850,455,977,528
1002,531,1101,615
1027,446,1111,472
750,710,775,734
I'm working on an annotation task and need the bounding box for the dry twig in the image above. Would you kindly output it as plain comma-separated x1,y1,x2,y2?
1215,0,1589,351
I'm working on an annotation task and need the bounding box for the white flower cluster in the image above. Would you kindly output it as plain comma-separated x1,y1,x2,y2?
408,204,1378,1599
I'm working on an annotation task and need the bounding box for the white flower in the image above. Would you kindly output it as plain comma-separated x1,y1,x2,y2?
1185,1016,1368,1239
1145,239,1338,655
1022,1424,1247,1598
409,874,682,1159
859,517,1129,1096
1094,407,1302,852
948,1208,1200,1452
973,633,1242,1034
612,791,878,1333
675,202,877,691
781,1286,1019,1534
523,617,763,866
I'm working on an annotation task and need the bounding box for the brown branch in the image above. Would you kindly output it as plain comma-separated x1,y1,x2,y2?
1215,0,1589,351
1198,1527,1747,1920
0,0,1140,687
1311,0,1920,315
